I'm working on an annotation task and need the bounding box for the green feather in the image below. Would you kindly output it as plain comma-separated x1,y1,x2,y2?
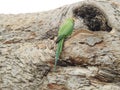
54,18,74,71
54,38,64,71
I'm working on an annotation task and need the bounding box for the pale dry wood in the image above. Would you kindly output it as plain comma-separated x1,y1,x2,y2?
0,0,120,90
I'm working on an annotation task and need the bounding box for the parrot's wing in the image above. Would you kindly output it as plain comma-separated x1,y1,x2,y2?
55,35,65,43
58,19,70,34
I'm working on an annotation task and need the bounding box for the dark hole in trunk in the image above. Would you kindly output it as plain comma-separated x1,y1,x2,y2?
73,4,112,32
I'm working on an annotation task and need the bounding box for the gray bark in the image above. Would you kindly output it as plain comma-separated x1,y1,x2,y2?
0,0,120,90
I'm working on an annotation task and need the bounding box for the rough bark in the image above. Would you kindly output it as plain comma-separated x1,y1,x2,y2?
0,0,120,90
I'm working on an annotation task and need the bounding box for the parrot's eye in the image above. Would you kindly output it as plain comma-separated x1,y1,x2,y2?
73,4,112,32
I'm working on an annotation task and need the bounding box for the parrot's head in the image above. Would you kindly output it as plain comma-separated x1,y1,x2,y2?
72,17,76,22
67,18,75,23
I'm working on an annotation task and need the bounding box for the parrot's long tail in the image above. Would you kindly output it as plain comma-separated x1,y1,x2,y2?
54,38,64,71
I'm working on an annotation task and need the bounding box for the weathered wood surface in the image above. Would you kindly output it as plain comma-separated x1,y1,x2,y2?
0,0,120,90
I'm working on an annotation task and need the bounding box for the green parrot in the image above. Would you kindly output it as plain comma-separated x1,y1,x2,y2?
54,18,75,71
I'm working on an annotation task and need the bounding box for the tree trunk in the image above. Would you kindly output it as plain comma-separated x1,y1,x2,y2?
0,0,120,90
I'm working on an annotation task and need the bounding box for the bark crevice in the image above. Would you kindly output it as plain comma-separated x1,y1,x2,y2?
73,4,112,32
